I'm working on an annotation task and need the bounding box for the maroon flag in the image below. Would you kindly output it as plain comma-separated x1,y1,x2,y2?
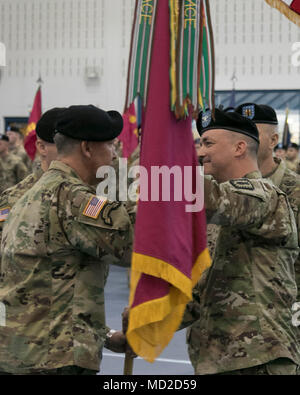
118,103,139,159
127,0,211,363
24,87,42,160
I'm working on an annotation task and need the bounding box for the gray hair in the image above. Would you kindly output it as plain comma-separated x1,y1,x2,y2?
53,133,81,155
229,131,259,158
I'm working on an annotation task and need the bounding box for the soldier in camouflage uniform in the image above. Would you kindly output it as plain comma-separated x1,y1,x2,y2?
286,143,300,174
0,108,64,250
6,125,32,171
236,103,300,345
0,105,134,375
0,134,28,194
181,109,300,375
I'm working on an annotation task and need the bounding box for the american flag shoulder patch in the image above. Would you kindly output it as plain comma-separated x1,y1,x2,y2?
82,196,107,219
0,207,11,222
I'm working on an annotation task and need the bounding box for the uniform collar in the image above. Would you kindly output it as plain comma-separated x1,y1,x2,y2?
264,157,285,187
243,170,262,179
48,160,83,181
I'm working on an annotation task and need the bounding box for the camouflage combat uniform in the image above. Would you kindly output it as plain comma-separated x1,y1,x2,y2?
0,153,29,194
286,158,300,174
265,157,300,342
0,160,133,374
10,145,32,172
0,162,44,250
182,171,300,375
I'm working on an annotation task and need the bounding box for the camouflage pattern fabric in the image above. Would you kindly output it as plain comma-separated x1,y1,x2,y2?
0,365,97,375
0,160,133,374
0,162,44,255
266,157,300,343
285,158,300,174
10,145,32,172
0,161,43,209
206,224,219,259
0,153,29,194
216,358,299,376
182,171,300,375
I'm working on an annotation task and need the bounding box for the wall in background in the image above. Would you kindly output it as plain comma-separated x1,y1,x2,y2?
0,0,299,134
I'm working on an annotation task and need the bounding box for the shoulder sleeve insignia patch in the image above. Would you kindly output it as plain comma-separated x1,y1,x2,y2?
101,202,122,226
229,179,254,191
0,207,11,222
82,196,107,219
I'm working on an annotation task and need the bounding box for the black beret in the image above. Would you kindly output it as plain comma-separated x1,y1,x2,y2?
223,106,235,112
36,107,65,143
288,142,299,150
54,105,123,141
235,103,278,125
275,143,287,150
197,108,260,144
0,134,9,142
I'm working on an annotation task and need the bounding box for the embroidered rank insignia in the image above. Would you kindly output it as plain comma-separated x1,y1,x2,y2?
242,104,255,120
202,110,212,128
83,196,107,219
229,179,254,191
0,207,10,222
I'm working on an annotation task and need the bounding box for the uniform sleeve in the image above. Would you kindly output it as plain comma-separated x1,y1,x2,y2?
178,269,209,330
58,184,134,267
0,193,10,258
15,161,29,183
204,176,271,229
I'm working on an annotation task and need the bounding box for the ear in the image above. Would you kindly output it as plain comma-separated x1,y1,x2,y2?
270,133,279,150
235,140,247,157
36,139,47,157
80,141,92,159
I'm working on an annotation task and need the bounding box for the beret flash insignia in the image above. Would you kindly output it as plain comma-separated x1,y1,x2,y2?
242,105,255,120
202,110,212,128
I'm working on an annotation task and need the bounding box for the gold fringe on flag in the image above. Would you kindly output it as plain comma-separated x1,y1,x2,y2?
127,249,212,363
265,0,300,27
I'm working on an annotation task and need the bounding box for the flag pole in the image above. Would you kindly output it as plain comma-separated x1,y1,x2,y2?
123,353,134,375
122,307,134,375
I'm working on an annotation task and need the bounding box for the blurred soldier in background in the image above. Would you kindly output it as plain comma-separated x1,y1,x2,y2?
0,134,28,194
286,142,300,173
6,125,32,171
0,108,64,248
274,142,287,160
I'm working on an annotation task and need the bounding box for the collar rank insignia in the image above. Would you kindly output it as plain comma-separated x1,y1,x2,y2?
242,105,255,120
229,179,254,191
202,110,212,128
83,196,107,219
0,207,10,222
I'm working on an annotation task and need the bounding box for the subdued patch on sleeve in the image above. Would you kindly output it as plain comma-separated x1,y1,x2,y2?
229,179,254,191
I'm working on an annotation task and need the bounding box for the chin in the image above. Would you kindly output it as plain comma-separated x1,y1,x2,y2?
203,163,214,177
